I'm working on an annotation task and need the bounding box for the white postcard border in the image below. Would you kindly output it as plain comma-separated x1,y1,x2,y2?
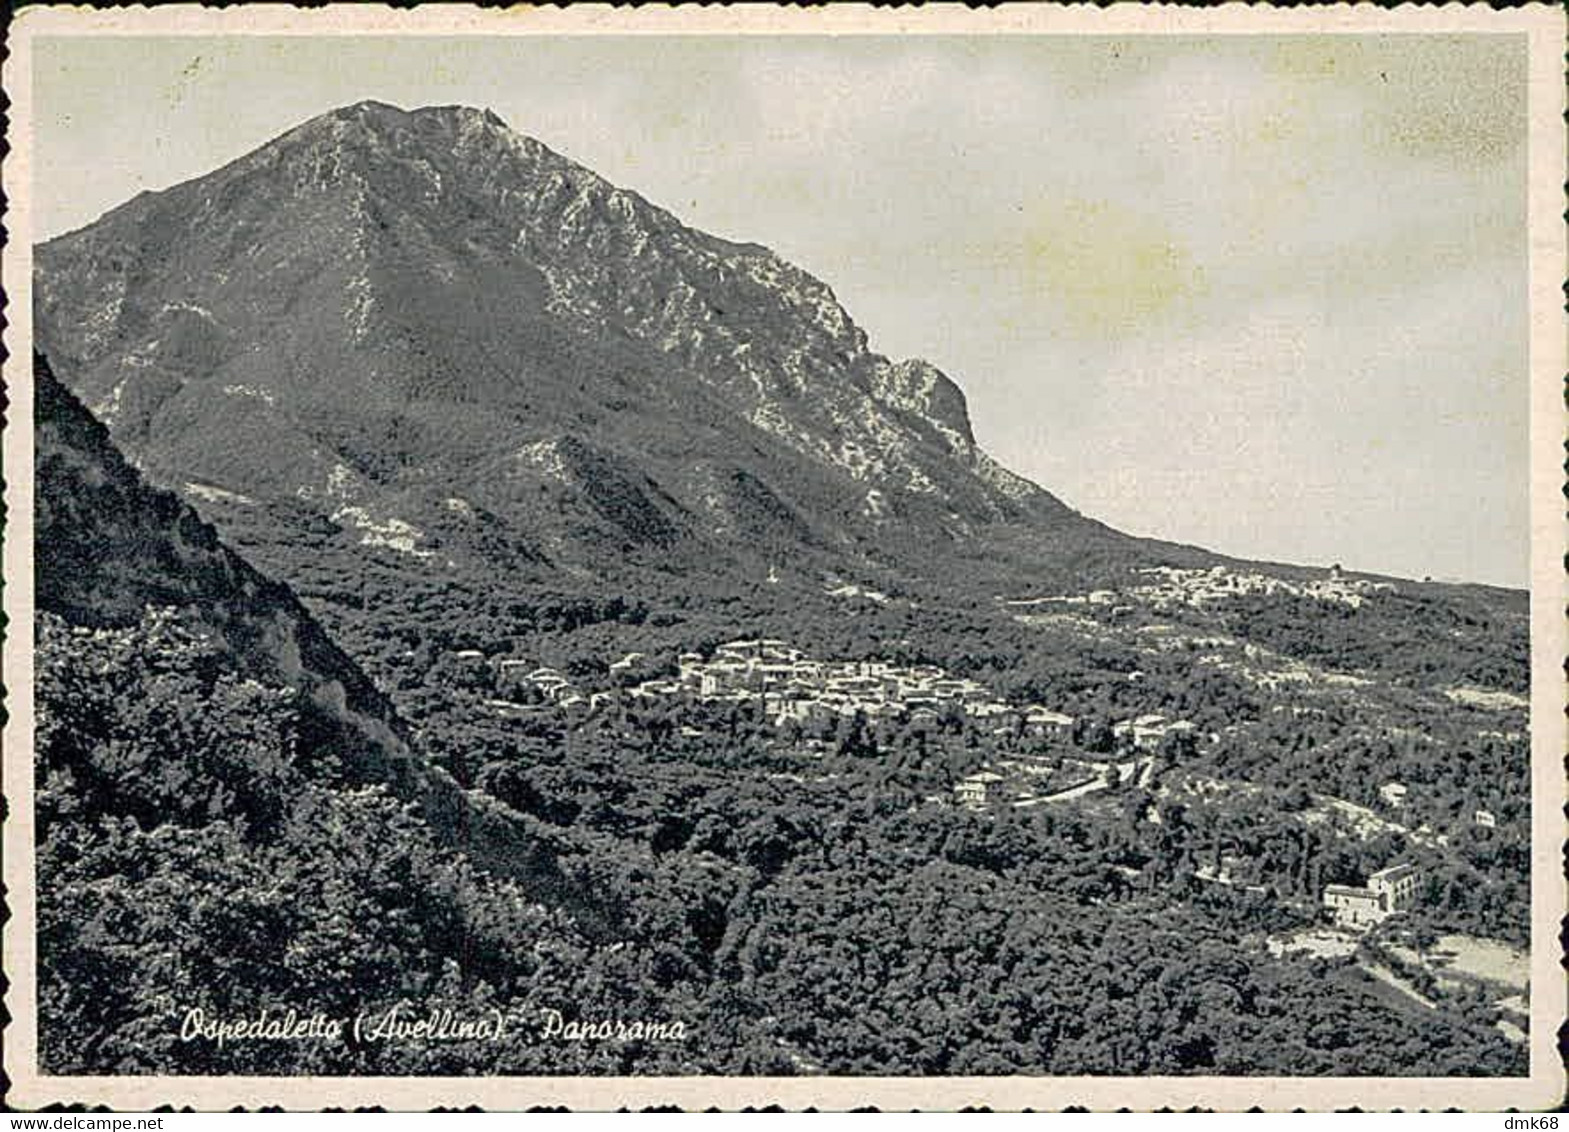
3,2,1564,1112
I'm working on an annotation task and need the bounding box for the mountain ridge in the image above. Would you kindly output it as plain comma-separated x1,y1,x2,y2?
35,100,1090,597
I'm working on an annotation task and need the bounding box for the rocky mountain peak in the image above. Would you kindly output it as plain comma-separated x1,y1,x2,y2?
274,103,987,461
36,101,1075,585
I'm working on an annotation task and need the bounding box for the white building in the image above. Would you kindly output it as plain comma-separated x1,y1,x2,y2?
1378,782,1409,809
955,770,1005,808
1368,863,1420,911
1323,884,1386,928
1324,863,1420,928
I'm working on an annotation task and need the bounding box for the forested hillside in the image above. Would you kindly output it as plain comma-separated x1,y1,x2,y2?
35,350,1526,1075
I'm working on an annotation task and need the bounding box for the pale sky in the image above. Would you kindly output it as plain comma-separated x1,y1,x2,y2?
30,34,1530,586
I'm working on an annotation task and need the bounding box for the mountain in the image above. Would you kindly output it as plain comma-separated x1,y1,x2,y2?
35,100,1115,601
33,101,1526,704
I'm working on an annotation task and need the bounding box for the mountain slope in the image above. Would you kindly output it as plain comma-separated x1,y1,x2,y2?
34,100,1098,596
34,350,586,906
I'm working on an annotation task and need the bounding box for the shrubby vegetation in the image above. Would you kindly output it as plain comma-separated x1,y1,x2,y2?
1210,591,1528,694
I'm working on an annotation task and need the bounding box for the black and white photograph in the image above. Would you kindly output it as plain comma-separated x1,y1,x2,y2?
3,3,1564,1113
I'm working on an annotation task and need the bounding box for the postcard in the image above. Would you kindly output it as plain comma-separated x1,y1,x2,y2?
4,2,1564,1112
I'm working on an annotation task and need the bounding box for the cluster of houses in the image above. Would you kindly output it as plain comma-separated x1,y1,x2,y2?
1322,863,1421,928
1113,713,1197,751
610,637,1083,734
1129,565,1397,611
950,770,1435,926
462,652,593,716
1001,565,1395,620
462,640,1202,761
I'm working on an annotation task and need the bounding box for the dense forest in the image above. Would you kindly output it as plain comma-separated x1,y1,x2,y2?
37,606,1526,1076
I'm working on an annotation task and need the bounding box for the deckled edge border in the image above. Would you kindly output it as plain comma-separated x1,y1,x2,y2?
1,0,1565,1113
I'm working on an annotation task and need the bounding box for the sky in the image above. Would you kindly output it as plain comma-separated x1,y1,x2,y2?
30,34,1530,586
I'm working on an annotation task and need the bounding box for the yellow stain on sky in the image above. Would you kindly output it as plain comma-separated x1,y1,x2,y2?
1266,36,1526,164
1014,196,1207,340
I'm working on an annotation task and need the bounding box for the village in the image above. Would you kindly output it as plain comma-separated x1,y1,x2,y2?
450,636,1497,964
470,636,1097,739
1002,563,1398,616
952,744,1430,936
440,631,1535,1047
1127,564,1399,611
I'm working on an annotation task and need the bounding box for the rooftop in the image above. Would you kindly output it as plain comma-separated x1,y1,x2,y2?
1370,863,1418,882
1324,884,1379,900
